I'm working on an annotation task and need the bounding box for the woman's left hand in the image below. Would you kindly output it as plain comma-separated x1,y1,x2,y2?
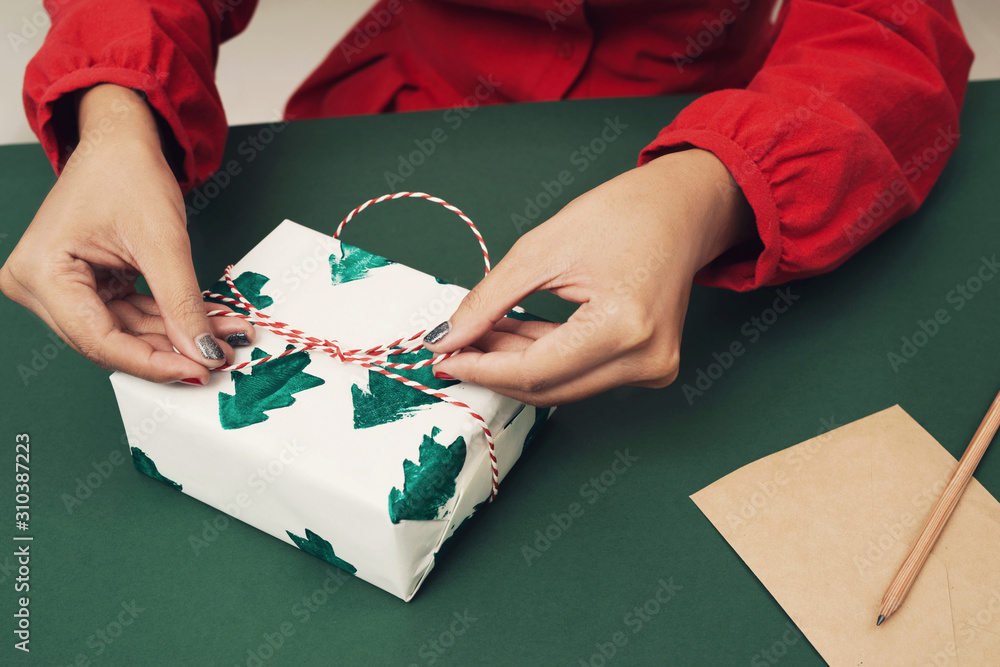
423,148,753,406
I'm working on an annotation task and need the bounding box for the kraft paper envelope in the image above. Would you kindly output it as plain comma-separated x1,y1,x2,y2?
692,405,1000,666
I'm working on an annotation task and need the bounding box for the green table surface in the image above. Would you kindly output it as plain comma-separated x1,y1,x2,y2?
1,81,999,666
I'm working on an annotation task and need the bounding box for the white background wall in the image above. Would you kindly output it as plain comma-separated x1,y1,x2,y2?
1,0,998,146
0,0,372,145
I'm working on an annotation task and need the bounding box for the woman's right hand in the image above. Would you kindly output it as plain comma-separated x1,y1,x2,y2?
0,84,255,384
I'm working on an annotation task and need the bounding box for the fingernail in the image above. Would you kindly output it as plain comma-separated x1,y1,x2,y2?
179,377,204,386
424,321,451,345
226,332,250,347
196,334,224,361
434,372,456,381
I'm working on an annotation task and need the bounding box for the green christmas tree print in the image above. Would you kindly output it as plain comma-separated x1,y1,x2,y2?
388,427,467,524
329,243,393,285
205,271,273,313
130,447,182,490
218,346,325,430
351,349,458,429
286,529,357,575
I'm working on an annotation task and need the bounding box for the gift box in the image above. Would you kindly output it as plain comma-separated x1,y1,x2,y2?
110,217,551,600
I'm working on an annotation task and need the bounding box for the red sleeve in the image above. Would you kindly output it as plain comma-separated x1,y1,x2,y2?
639,0,973,291
23,0,258,192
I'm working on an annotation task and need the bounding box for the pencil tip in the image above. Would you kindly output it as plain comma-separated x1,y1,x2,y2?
876,614,885,627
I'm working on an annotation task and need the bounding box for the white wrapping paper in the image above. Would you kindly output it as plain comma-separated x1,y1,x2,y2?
111,220,550,600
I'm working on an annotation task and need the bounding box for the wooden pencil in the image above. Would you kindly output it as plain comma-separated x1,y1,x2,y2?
877,386,1000,626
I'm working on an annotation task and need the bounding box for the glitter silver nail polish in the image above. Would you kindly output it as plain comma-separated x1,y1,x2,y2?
424,321,451,345
196,334,224,360
226,332,250,347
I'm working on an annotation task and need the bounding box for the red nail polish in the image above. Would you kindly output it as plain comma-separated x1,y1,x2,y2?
179,377,204,385
434,372,456,381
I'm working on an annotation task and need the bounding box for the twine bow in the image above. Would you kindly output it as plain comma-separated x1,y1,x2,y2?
202,193,502,500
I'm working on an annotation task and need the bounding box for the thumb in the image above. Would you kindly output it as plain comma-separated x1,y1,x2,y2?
424,241,546,353
137,228,226,368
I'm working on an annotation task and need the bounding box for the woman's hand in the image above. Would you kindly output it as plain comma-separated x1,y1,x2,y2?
424,148,753,406
0,84,254,384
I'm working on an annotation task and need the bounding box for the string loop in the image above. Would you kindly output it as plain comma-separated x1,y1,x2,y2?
203,193,500,500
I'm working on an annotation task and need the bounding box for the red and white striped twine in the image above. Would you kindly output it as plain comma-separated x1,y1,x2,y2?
202,193,500,500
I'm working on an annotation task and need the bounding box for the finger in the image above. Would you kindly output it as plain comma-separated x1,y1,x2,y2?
138,333,185,353
28,253,215,382
122,292,164,316
423,238,557,353
94,267,138,302
135,332,238,367
107,299,161,335
467,330,535,354
133,229,227,367
108,300,238,364
491,317,558,340
438,349,669,407
0,274,78,353
133,334,213,383
0,264,105,364
199,300,256,347
435,298,637,393
122,293,255,346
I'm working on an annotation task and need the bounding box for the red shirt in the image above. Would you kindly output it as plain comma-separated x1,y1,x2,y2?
24,0,973,290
